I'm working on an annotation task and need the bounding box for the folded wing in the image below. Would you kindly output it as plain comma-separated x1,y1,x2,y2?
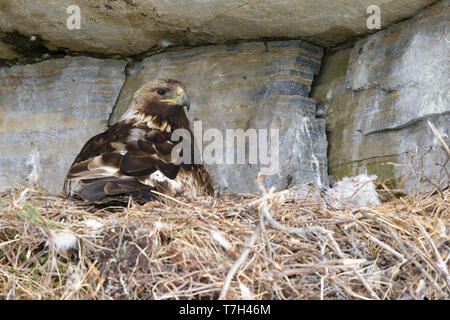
64,123,186,203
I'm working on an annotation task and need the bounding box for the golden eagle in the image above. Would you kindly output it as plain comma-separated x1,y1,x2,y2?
63,79,213,204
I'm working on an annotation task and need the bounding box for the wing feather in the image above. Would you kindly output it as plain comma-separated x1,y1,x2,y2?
64,122,192,202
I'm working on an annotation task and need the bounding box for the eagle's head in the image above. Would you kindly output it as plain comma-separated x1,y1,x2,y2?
121,78,191,131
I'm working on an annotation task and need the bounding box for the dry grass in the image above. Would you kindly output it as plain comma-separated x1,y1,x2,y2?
0,182,448,300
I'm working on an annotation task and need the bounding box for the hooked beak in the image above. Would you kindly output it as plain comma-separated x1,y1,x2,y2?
161,87,190,111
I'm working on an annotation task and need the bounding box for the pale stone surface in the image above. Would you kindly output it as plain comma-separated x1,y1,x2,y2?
312,1,449,190
0,0,436,58
111,40,328,193
0,57,127,194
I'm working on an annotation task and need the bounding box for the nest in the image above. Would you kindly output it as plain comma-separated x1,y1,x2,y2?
0,181,448,300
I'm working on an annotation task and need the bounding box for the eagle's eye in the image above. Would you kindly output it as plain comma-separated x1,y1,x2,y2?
157,89,166,96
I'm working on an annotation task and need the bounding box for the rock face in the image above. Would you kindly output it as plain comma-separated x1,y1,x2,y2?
312,1,449,191
0,0,436,58
0,57,127,194
111,40,328,193
0,41,19,60
0,0,447,195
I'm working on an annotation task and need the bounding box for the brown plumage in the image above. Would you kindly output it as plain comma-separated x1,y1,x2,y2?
63,79,214,204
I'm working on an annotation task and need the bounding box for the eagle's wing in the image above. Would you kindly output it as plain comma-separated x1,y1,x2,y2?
64,123,184,202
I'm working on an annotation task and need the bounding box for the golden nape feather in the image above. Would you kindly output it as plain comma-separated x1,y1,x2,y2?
63,78,213,204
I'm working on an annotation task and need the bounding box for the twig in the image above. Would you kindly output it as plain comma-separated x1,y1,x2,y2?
259,211,273,261
415,220,450,290
150,190,194,208
428,121,450,156
160,283,221,299
218,225,262,300
407,244,448,298
260,201,343,257
369,235,405,261
352,267,381,300
257,179,343,258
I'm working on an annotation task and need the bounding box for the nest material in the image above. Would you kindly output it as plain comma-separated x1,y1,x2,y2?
0,184,448,300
